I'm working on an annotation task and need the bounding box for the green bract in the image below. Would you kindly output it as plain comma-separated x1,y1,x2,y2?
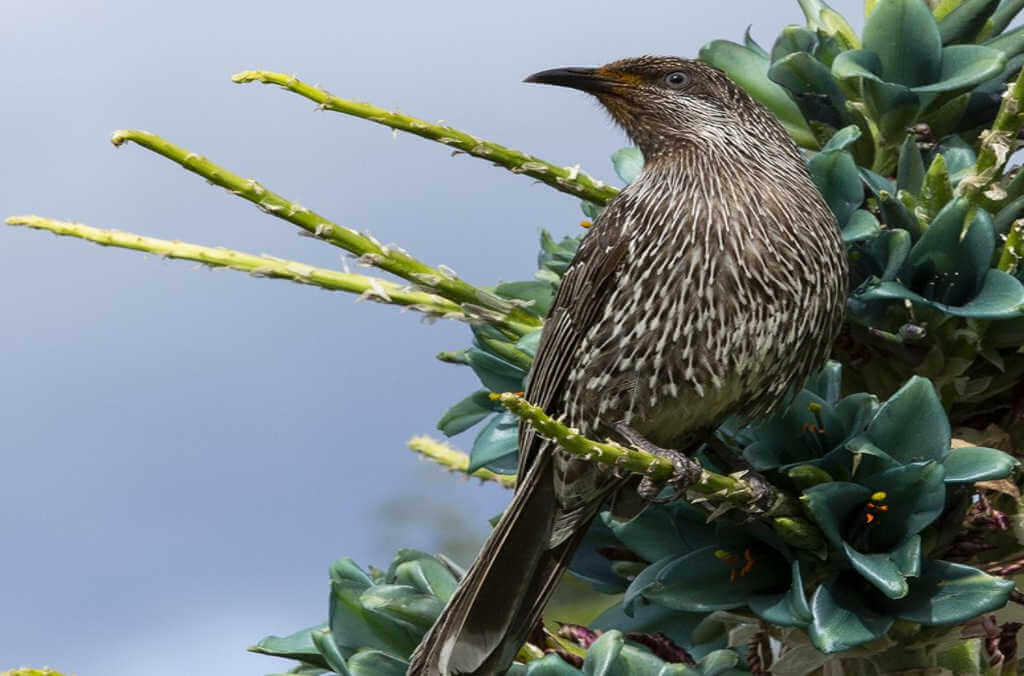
252,549,748,675
854,198,1024,318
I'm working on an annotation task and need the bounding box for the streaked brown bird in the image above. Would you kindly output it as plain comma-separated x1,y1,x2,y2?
408,56,847,675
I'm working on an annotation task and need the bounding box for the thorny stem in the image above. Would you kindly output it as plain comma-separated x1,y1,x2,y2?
6,216,466,318
231,70,620,207
960,69,1024,207
408,435,516,489
109,129,539,337
492,393,824,549
999,219,1024,274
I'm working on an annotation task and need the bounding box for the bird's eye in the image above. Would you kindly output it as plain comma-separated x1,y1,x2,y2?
664,71,690,89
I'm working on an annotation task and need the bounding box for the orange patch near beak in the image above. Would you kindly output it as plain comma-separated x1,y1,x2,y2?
595,67,643,86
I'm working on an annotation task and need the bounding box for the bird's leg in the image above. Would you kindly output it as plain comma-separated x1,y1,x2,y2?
614,422,703,504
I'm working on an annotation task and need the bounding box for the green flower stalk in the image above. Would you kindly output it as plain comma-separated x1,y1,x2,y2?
959,66,1024,206
491,392,826,552
407,435,516,488
231,70,620,207
5,216,465,318
109,129,539,337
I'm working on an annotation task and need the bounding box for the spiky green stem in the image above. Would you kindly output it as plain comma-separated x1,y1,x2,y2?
6,215,466,318
408,435,516,488
108,129,539,337
231,70,620,207
999,219,1024,274
491,393,823,537
960,69,1024,206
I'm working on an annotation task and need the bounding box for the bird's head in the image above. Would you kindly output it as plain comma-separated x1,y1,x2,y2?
526,56,788,160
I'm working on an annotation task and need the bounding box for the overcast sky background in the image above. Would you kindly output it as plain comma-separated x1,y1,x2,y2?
1,1,864,673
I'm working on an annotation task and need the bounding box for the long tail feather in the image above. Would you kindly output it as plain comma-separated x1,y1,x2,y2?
407,458,596,675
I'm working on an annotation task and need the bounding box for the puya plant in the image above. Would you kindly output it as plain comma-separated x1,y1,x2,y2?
10,0,1024,674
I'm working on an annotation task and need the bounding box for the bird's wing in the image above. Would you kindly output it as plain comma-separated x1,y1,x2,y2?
517,199,632,478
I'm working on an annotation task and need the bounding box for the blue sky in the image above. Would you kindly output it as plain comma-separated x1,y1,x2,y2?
1,1,863,673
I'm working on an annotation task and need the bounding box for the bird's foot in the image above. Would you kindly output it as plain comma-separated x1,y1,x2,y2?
614,422,702,504
705,437,776,515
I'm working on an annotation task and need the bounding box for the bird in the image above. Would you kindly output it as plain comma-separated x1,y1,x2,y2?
407,56,848,676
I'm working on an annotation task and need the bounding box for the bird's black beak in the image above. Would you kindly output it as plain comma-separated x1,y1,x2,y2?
523,67,619,94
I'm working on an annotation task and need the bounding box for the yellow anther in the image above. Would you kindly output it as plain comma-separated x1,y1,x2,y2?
870,491,887,501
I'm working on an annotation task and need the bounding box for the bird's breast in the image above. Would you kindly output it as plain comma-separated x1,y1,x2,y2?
563,166,847,445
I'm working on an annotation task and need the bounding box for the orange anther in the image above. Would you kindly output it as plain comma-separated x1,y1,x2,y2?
740,548,756,577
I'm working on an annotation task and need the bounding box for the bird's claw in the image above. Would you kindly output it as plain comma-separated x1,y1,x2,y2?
637,453,693,503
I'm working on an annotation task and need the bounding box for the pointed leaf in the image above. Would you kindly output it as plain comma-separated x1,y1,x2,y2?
469,410,519,473
250,623,330,668
860,167,896,196
604,503,717,564
328,559,419,657
768,52,848,127
863,0,943,86
898,135,925,195
937,0,1000,44
943,270,1024,318
863,376,950,465
995,195,1024,235
494,281,555,317
437,390,503,436
809,581,894,653
892,534,922,577
358,584,444,630
749,560,813,627
990,0,1024,35
808,149,864,226
744,26,769,59
912,45,1006,93
918,153,954,225
888,560,1014,625
464,347,526,393
831,49,885,82
391,559,459,603
311,628,353,676
821,125,862,152
987,24,1024,64
771,25,818,62
943,445,1019,482
583,630,625,676
805,361,842,404
843,543,910,598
